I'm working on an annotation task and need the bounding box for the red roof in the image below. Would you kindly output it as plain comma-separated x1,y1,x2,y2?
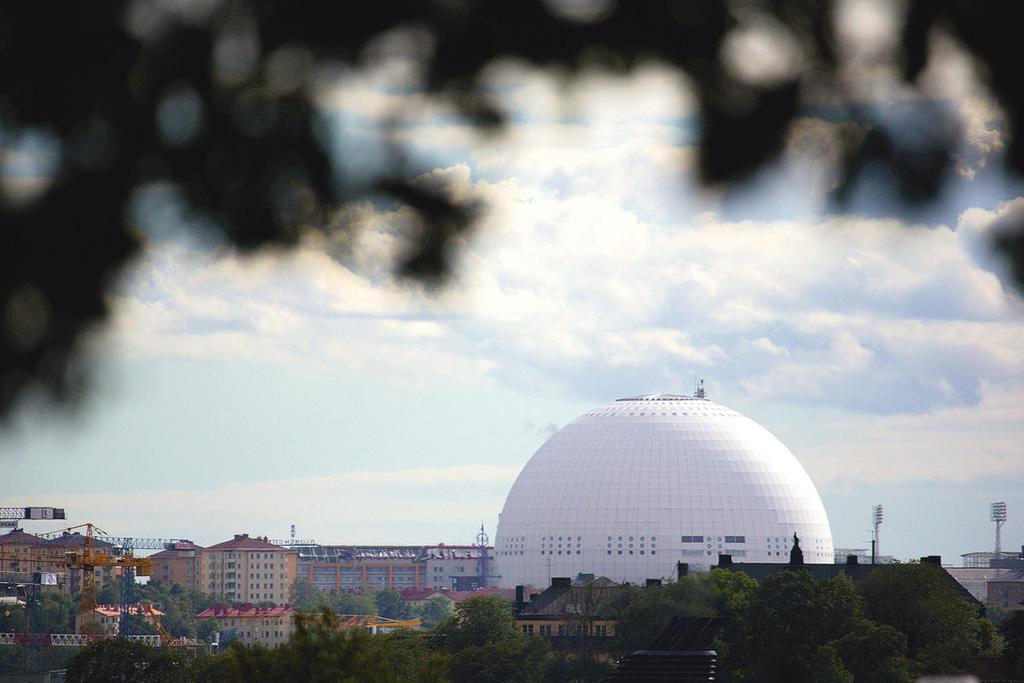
93,603,164,617
205,534,287,551
197,605,294,619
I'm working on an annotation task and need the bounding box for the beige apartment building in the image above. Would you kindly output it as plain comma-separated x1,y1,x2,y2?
149,543,204,589
200,534,297,604
196,605,295,648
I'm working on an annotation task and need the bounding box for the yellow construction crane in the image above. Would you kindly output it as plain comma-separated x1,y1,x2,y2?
141,602,174,647
53,524,153,632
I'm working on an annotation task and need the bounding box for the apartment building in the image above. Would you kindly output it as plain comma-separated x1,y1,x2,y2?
201,534,297,604
149,542,204,589
421,544,495,590
298,545,423,593
0,529,66,574
197,605,295,648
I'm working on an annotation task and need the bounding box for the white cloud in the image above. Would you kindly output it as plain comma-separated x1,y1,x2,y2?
110,155,1024,422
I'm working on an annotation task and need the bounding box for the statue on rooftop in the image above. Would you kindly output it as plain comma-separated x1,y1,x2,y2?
789,532,804,565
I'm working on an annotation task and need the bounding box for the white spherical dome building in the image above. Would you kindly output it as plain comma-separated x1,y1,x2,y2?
494,393,833,588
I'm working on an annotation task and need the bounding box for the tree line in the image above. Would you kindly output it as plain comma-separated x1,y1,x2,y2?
23,562,1024,681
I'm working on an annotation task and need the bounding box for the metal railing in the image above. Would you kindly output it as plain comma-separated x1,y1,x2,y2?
0,633,200,647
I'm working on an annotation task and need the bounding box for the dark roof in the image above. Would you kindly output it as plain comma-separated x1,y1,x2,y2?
988,570,1024,584
148,546,203,559
0,529,52,547
518,577,629,619
206,534,287,551
713,559,981,606
648,616,727,651
604,617,725,682
46,532,114,549
604,650,718,682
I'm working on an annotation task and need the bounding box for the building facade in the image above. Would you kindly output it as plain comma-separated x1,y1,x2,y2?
297,545,424,593
0,529,63,572
44,531,118,596
988,571,1024,609
149,543,203,589
197,605,295,648
200,534,297,604
515,577,627,644
76,603,164,635
421,545,495,590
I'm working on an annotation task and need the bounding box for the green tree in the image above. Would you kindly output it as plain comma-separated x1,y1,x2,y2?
447,635,550,683
375,589,407,620
859,563,992,675
65,638,191,683
723,571,865,681
0,604,29,632
411,596,452,629
1001,610,1024,679
438,596,553,683
614,570,756,655
331,591,377,616
38,592,75,633
95,583,119,605
437,595,519,650
834,619,912,683
205,608,446,683
290,578,326,613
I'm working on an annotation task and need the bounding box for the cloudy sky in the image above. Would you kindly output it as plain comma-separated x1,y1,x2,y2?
3,14,1024,563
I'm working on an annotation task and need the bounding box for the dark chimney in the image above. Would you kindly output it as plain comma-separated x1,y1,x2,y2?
846,555,859,565
645,579,662,587
718,553,733,565
551,577,571,588
515,585,524,604
921,555,942,566
677,562,689,580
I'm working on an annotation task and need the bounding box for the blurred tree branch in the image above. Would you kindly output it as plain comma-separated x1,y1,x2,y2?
1,0,1022,416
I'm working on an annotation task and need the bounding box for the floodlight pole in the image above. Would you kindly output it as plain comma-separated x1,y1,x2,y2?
872,505,883,564
992,502,1008,555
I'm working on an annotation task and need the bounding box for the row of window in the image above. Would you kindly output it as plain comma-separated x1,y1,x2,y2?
521,624,610,637
681,535,746,543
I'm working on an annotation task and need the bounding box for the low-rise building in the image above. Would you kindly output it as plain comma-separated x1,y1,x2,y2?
197,605,296,648
515,577,627,642
988,571,1024,609
76,603,164,635
201,534,297,604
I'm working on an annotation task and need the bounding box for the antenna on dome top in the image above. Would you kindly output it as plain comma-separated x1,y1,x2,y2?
695,378,705,399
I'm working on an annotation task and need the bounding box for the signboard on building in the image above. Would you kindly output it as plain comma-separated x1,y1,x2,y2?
25,507,66,520
40,573,58,586
0,520,15,528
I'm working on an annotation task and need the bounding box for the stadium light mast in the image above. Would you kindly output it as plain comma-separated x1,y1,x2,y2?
991,502,1008,555
872,505,884,564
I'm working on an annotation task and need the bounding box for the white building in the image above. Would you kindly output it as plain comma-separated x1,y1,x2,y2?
495,393,834,588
